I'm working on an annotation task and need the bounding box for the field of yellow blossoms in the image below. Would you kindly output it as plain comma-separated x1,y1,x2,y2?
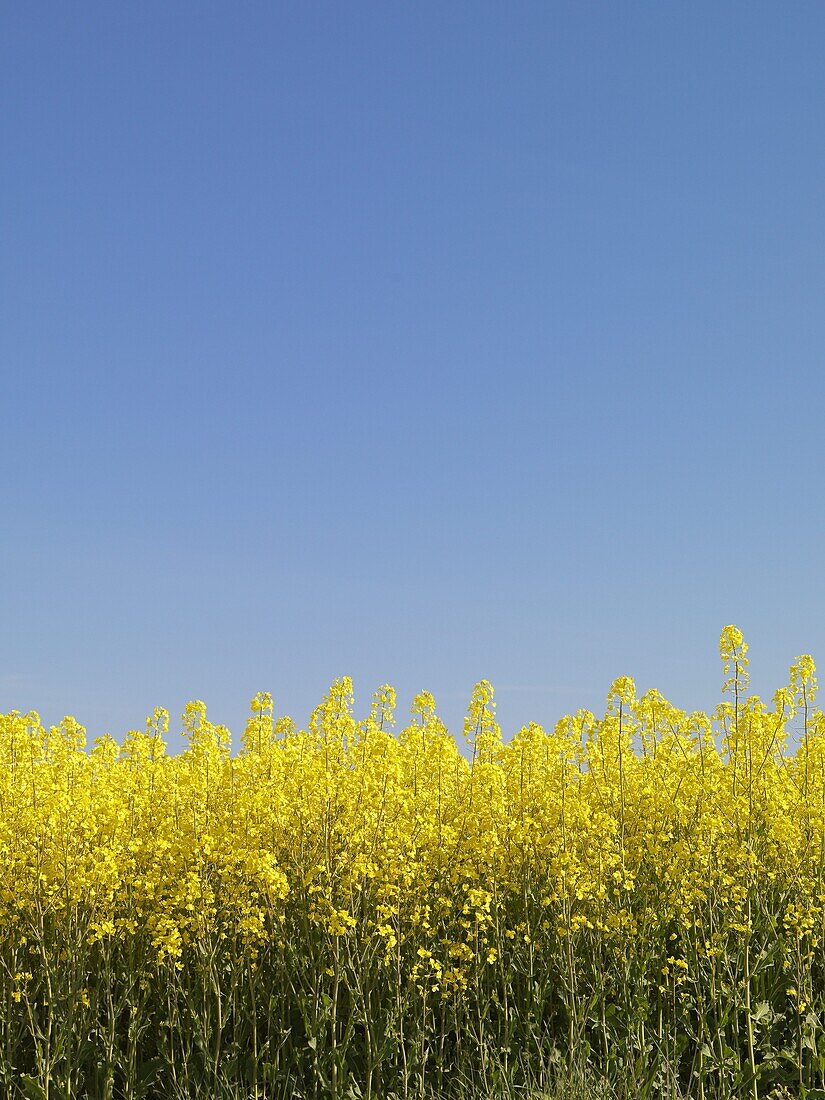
2,627,825,1099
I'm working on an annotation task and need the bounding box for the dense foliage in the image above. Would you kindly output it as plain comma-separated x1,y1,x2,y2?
1,628,824,1099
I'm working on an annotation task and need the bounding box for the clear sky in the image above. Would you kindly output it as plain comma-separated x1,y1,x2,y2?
3,3,825,750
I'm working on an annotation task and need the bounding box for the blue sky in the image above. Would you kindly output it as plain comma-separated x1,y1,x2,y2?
3,3,825,749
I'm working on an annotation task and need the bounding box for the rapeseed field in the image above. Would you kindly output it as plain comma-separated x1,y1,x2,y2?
1,627,823,1100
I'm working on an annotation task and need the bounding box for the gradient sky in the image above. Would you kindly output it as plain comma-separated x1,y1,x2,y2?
3,3,825,751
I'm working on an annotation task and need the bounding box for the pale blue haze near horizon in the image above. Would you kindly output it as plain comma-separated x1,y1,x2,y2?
3,3,825,750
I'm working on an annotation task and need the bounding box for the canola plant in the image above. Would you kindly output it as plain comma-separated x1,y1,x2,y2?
1,627,824,1099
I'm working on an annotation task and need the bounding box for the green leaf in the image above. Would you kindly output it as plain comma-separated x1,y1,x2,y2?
19,1078,48,1100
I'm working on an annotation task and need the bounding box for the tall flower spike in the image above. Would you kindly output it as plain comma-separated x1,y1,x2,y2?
411,690,435,725
608,676,636,709
370,684,397,730
720,624,749,695
790,654,817,706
